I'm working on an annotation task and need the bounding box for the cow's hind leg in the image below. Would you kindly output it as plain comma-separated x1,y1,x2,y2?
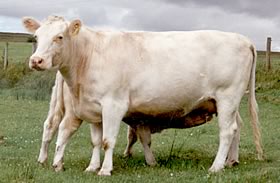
137,125,156,166
209,99,239,173
123,126,138,157
52,116,82,172
85,123,102,172
226,111,242,167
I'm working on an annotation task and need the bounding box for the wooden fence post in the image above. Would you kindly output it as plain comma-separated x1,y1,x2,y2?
266,37,271,71
32,42,37,54
4,42,8,70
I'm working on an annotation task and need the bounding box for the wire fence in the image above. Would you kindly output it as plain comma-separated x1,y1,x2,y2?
0,42,33,62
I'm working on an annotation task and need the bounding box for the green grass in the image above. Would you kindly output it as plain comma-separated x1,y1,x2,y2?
0,42,33,64
0,95,279,182
0,44,280,182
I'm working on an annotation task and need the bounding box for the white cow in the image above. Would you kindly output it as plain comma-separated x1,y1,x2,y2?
23,15,263,176
39,72,216,170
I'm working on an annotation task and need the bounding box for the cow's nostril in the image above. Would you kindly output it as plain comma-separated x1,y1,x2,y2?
38,59,43,64
32,59,36,65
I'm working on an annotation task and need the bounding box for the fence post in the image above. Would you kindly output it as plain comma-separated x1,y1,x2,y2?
32,42,37,54
266,37,271,71
4,42,8,70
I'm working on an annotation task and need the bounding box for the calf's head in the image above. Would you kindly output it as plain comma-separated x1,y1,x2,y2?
22,16,82,70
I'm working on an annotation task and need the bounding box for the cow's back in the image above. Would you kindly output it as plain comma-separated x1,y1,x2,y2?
112,31,254,116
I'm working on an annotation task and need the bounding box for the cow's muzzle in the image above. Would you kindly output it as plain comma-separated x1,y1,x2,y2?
30,56,44,70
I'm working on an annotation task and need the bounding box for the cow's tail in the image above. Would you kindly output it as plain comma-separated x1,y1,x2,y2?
248,45,264,160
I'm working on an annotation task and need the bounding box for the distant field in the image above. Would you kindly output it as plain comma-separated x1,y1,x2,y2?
0,42,280,182
0,41,280,64
0,42,33,64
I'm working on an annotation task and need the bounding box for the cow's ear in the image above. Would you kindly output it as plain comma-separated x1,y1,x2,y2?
69,19,82,36
22,17,40,33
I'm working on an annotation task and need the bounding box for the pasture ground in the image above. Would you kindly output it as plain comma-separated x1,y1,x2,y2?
0,43,280,182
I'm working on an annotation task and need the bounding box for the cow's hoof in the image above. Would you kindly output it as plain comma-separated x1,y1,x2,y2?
226,159,239,167
97,169,111,176
85,166,99,173
147,160,157,167
257,154,264,161
208,165,224,173
38,160,48,167
53,163,65,172
123,151,132,158
37,156,48,166
146,157,157,166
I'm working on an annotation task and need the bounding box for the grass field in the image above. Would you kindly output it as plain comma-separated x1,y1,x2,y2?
0,45,280,182
0,96,279,182
0,42,33,64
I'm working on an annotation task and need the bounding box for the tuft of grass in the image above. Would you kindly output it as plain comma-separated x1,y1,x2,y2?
0,61,55,100
0,61,31,88
13,70,56,100
256,61,280,92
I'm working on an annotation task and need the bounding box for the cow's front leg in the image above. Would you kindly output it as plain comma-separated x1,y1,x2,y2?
123,126,138,157
85,123,102,172
52,116,82,172
98,100,128,176
38,112,63,165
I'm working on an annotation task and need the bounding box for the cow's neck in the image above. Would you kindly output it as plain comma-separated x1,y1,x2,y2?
59,28,95,99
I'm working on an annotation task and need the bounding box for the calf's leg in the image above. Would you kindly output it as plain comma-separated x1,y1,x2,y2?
38,113,63,165
38,72,64,165
137,125,156,166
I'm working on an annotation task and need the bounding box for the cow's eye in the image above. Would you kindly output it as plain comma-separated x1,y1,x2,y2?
54,35,63,43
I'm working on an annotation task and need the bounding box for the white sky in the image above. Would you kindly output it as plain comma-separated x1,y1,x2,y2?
0,0,279,50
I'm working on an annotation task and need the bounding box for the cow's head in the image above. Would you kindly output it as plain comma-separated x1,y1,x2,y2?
22,16,82,70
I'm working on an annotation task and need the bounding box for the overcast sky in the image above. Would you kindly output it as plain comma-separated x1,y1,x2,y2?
0,0,279,50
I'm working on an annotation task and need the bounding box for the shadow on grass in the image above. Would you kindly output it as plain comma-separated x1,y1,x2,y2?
156,148,213,170
115,148,214,171
0,135,4,144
